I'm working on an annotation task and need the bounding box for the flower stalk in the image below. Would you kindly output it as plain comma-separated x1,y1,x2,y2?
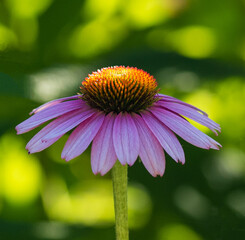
112,161,129,240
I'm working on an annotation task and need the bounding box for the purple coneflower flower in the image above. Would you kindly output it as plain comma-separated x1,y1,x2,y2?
16,66,221,177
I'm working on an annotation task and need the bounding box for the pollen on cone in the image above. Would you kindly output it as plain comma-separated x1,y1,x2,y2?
80,66,160,113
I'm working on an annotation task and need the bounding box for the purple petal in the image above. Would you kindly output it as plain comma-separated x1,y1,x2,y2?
16,99,86,134
132,113,165,177
29,95,80,115
42,108,95,141
91,113,117,175
26,120,63,154
113,112,140,166
151,106,221,150
27,137,60,153
26,109,90,153
157,93,208,116
61,112,105,161
155,100,220,135
141,111,185,164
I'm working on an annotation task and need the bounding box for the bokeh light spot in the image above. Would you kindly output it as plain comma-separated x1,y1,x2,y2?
125,0,170,29
214,77,245,141
184,89,220,133
0,24,17,51
83,0,119,18
29,65,84,102
158,223,203,240
0,134,42,206
203,148,245,191
42,177,152,228
174,186,211,219
69,19,126,58
32,222,70,239
227,190,245,217
170,26,216,58
128,184,152,229
5,0,53,18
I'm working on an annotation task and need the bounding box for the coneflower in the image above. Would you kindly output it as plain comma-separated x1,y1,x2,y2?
16,66,221,240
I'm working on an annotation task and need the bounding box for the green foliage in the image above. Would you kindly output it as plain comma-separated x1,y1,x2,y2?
0,0,245,239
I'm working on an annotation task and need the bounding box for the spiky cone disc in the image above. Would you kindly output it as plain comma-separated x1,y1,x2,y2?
80,66,160,114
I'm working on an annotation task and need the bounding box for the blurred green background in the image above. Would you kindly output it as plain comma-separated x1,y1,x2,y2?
1,0,245,239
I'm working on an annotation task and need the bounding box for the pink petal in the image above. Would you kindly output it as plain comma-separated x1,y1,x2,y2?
26,121,63,154
155,100,220,135
141,111,185,164
151,106,221,150
61,112,105,161
132,113,165,177
157,94,208,116
26,109,90,153
28,137,61,153
113,112,140,166
42,108,95,141
16,99,85,134
91,113,117,175
29,95,80,115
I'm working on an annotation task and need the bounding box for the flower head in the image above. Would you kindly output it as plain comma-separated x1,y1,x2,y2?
16,66,221,177
80,66,159,113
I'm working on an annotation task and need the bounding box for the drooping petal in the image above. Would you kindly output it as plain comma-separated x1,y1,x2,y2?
26,120,63,154
61,112,105,161
26,108,91,153
132,113,165,177
151,106,221,150
155,100,221,135
42,108,95,141
16,99,85,134
113,112,140,166
91,113,117,175
28,137,61,153
29,95,80,115
157,93,208,116
141,111,185,164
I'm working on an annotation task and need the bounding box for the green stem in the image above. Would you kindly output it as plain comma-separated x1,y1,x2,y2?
112,161,129,240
